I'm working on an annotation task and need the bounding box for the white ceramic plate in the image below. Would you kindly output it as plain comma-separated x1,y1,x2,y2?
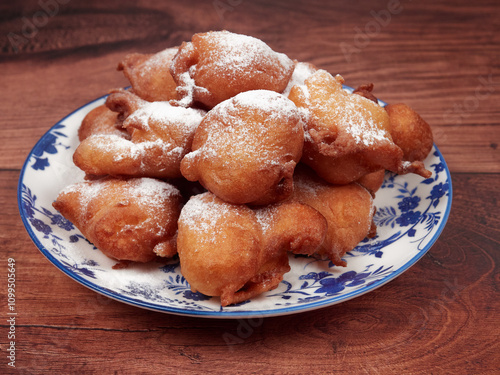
18,92,452,318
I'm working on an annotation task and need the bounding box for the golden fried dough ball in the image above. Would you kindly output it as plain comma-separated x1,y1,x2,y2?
291,166,376,266
74,98,205,179
385,103,434,162
288,70,431,184
181,90,304,205
78,105,129,142
356,169,385,194
177,192,327,306
177,192,270,306
170,30,295,108
117,47,179,102
53,178,182,262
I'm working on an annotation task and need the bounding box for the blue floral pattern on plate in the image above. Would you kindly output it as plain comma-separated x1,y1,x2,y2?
17,94,452,318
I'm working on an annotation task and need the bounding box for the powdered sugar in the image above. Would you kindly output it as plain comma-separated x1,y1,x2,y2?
86,134,142,162
179,193,240,245
60,178,106,213
282,62,317,97
124,101,205,134
297,71,392,149
83,102,205,174
137,47,178,79
335,99,388,147
59,178,180,238
294,174,322,198
61,178,179,210
254,206,277,235
207,31,294,75
188,90,301,167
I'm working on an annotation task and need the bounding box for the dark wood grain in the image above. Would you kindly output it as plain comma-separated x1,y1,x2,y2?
1,0,499,374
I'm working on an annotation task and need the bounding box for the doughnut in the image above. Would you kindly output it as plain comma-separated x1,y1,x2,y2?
170,30,295,108
53,178,182,262
73,96,205,179
177,192,326,306
288,70,431,184
118,47,179,102
385,103,434,162
181,90,303,205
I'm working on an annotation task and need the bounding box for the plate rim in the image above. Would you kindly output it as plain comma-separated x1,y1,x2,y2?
17,93,453,319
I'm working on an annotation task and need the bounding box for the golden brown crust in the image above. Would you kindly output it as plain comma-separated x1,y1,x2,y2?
177,193,327,306
356,169,385,194
290,166,376,266
170,30,295,108
105,88,148,122
180,90,303,205
53,178,182,263
74,95,205,179
289,70,431,183
353,83,378,103
385,103,434,162
117,47,179,102
78,105,128,142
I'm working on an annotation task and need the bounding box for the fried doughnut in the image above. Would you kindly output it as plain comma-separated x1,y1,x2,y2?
73,99,205,179
118,47,179,102
356,169,385,194
170,30,295,108
288,70,431,184
78,105,129,142
181,90,304,205
177,192,326,306
385,103,434,162
291,166,376,266
53,178,182,262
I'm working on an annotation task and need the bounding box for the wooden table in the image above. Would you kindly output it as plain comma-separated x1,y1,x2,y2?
1,0,498,373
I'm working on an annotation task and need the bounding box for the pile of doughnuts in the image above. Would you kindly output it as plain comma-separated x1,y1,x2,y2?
53,31,434,306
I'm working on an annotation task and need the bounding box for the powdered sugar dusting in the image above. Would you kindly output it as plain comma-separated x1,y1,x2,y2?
84,102,205,173
189,90,301,167
60,179,106,212
294,173,323,198
138,47,178,79
254,206,277,235
282,62,317,97
207,31,294,76
179,193,243,245
125,101,205,134
299,71,392,149
337,98,388,147
86,134,142,162
60,178,180,235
